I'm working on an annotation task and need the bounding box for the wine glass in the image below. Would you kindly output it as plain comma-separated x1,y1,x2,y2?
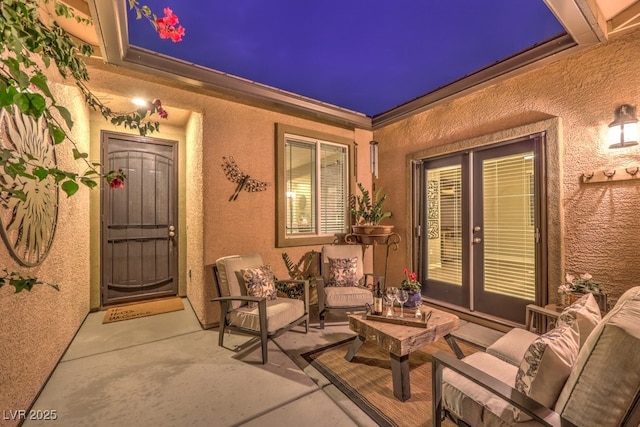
396,289,408,318
384,287,397,317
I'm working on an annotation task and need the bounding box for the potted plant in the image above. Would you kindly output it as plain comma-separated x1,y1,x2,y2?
276,251,319,304
562,273,607,312
350,182,393,243
400,268,422,307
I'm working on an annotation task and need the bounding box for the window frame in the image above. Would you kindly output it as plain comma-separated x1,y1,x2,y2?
275,123,355,248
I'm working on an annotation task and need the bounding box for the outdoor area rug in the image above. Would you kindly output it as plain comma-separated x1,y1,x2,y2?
103,297,184,324
302,337,479,427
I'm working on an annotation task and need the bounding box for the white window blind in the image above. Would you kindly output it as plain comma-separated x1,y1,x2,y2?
320,144,347,234
284,135,348,238
482,152,535,300
426,165,462,286
285,139,315,234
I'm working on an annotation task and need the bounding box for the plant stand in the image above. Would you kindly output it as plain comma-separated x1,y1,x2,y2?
343,231,400,289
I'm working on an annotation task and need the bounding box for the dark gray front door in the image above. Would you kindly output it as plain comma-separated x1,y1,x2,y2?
101,132,178,306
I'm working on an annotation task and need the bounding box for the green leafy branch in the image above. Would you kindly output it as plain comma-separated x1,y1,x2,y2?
0,0,166,200
0,268,59,293
0,0,167,293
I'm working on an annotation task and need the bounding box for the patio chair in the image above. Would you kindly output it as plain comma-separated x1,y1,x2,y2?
317,244,376,329
211,253,309,364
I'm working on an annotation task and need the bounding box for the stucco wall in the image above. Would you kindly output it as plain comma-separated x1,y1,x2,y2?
0,82,91,425
373,28,640,306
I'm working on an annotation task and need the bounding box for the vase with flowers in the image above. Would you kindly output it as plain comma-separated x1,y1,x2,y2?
400,268,422,308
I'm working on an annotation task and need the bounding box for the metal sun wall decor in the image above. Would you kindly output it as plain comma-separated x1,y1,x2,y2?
221,156,271,201
0,107,59,266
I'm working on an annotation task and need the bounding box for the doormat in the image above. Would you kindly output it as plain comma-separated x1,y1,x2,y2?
103,297,184,324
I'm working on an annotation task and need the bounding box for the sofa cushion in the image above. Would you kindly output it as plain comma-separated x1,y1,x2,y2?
555,292,601,349
443,352,543,426
514,322,580,421
326,257,358,287
242,265,277,307
228,298,305,334
555,288,640,426
324,286,373,307
486,328,539,366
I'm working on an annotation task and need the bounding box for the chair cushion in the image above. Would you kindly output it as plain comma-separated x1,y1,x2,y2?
228,298,305,334
242,265,277,307
442,352,542,426
324,286,373,308
326,257,358,287
216,253,263,309
513,322,580,421
555,288,640,426
555,292,601,349
486,328,539,366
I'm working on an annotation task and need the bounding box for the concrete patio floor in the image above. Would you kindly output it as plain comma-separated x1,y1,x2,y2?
24,298,377,427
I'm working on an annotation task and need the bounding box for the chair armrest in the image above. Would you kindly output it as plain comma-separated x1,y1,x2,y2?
211,295,264,303
525,304,561,333
431,351,574,427
362,272,384,289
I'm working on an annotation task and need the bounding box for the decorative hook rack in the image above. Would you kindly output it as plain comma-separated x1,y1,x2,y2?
581,166,640,184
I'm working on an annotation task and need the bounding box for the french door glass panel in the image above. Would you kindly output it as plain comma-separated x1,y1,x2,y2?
427,165,463,286
422,155,468,307
481,153,535,300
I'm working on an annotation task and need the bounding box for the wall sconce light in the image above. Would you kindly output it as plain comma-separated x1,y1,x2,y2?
370,140,379,178
608,104,638,149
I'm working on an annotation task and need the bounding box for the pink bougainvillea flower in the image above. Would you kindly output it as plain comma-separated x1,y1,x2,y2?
153,99,168,119
155,7,185,42
109,177,125,189
162,7,179,26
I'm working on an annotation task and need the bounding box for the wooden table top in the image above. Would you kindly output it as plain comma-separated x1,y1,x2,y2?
348,306,460,357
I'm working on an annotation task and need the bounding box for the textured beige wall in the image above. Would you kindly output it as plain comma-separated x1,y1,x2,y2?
0,83,91,425
184,113,206,323
374,28,640,306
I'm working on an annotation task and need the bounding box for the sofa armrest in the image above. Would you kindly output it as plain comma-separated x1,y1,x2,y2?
432,351,574,427
525,304,560,333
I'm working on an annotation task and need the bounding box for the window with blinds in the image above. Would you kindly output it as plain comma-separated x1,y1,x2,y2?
482,152,535,300
426,165,462,286
284,134,348,239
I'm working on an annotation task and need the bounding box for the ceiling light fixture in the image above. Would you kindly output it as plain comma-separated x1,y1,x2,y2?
131,97,148,107
608,104,638,149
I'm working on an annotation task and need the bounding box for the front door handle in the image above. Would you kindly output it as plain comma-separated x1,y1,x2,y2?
473,237,482,244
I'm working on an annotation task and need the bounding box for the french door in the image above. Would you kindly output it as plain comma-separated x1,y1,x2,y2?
101,132,179,306
418,134,544,324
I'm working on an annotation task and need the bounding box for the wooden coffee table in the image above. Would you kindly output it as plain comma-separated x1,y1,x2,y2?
346,306,462,401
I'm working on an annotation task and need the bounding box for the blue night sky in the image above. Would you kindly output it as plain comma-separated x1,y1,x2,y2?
128,1,565,117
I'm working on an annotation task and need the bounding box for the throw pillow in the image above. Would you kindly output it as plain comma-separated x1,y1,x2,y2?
513,322,580,421
241,265,277,308
556,293,601,349
327,257,358,287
